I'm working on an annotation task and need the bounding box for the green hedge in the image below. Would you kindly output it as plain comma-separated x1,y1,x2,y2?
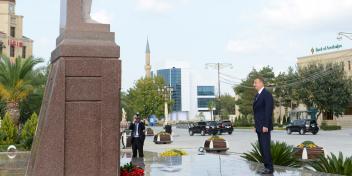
321,125,342,131
320,122,342,131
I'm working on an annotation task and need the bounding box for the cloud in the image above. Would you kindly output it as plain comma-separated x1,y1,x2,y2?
259,0,352,28
136,0,187,13
226,34,276,54
91,10,112,24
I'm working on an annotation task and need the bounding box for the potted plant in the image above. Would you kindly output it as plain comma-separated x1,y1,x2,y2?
120,163,144,176
154,131,172,144
145,127,154,136
293,141,324,160
204,135,229,152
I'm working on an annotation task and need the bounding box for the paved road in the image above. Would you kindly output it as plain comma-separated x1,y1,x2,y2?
143,127,352,156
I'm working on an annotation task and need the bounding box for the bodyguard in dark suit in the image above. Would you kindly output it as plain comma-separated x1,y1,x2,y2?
253,77,274,175
129,114,145,158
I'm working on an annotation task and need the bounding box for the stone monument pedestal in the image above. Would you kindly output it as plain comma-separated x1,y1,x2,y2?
26,15,121,176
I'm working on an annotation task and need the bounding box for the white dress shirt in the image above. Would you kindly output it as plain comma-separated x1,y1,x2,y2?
258,87,264,94
134,123,139,137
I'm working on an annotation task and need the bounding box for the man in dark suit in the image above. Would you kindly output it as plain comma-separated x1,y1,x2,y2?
129,114,145,158
253,77,274,175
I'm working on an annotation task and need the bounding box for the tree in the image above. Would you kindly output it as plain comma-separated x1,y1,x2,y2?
124,76,171,120
234,66,275,117
216,94,236,119
20,64,49,124
273,67,299,117
0,112,17,145
295,64,352,119
0,56,43,127
20,113,38,149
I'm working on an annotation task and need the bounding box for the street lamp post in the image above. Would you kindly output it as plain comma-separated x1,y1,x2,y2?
206,62,233,120
337,32,352,41
161,86,173,124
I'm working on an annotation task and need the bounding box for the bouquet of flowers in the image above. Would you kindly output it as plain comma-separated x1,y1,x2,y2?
160,149,188,157
296,141,318,149
207,135,224,141
120,163,144,176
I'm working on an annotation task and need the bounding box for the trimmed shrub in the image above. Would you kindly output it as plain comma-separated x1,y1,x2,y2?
320,122,341,131
0,112,18,145
20,113,38,149
234,115,253,127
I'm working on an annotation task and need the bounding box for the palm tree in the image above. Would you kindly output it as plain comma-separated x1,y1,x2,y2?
208,101,215,121
0,56,43,127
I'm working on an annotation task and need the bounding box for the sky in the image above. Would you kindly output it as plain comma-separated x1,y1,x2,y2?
15,0,352,94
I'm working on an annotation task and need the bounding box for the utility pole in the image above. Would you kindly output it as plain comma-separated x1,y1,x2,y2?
206,63,233,120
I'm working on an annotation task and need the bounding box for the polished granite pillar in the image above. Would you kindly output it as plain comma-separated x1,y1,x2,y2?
26,0,121,175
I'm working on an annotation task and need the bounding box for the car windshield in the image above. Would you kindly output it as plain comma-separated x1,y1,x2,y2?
207,121,217,126
198,122,206,126
222,121,232,126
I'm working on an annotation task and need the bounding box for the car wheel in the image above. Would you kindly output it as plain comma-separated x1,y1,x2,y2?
287,128,292,135
228,131,232,135
201,130,206,136
299,128,305,135
189,130,194,136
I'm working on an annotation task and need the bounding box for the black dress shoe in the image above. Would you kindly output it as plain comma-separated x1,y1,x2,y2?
260,169,273,175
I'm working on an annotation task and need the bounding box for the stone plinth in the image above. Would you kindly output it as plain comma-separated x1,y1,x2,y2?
25,1,121,175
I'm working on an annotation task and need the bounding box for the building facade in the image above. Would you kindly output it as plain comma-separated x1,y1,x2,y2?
197,86,216,121
0,0,33,60
297,48,352,128
157,68,182,112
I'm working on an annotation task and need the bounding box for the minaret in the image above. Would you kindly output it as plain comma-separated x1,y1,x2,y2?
145,38,152,78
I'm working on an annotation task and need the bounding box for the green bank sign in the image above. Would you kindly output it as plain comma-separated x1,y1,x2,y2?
311,44,342,54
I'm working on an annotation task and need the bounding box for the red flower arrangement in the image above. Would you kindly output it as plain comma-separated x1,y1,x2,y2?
120,163,144,176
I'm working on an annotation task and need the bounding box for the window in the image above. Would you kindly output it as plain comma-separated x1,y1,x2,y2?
198,98,215,108
345,106,352,115
197,86,215,96
10,27,15,38
22,46,26,58
10,46,15,57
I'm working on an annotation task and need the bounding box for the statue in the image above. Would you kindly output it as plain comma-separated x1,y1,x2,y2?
82,0,96,23
60,0,96,31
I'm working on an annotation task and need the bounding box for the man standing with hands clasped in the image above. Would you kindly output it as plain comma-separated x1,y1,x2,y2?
253,77,274,175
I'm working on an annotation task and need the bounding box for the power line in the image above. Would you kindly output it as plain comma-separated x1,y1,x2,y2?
206,63,233,120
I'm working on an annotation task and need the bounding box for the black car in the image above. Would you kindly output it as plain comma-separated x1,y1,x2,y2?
189,121,219,136
217,120,234,135
286,119,319,135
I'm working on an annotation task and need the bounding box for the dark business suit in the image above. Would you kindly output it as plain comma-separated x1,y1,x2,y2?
129,122,145,157
253,88,274,171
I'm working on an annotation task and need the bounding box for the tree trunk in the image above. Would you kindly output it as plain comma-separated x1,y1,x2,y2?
6,102,20,128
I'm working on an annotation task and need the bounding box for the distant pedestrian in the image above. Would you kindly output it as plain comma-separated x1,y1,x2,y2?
129,114,145,158
164,123,172,134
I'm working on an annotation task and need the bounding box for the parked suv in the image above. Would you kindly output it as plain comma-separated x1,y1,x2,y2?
217,120,234,135
189,121,219,136
286,119,319,135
